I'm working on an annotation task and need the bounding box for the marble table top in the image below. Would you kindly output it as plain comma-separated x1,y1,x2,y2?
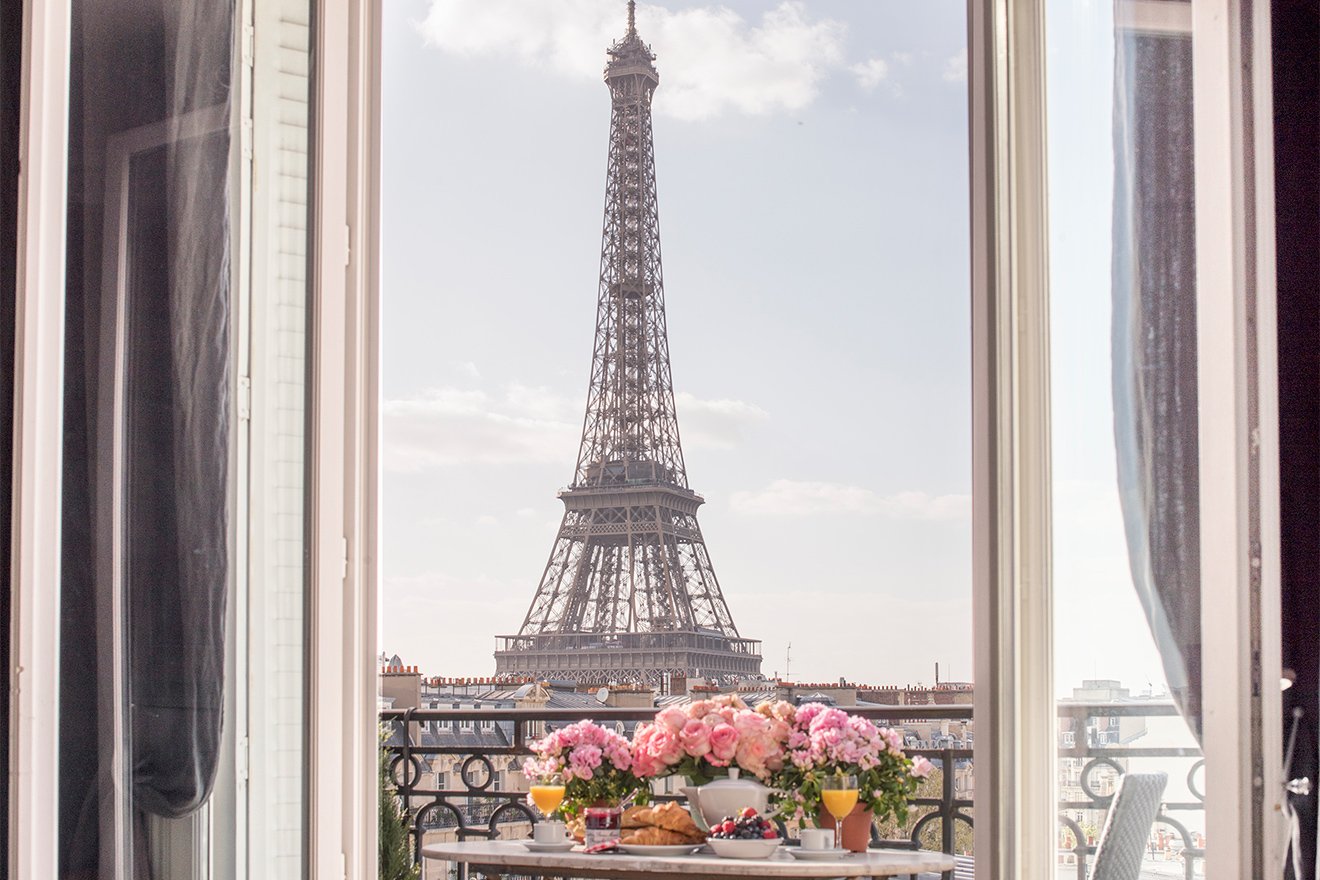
421,840,955,878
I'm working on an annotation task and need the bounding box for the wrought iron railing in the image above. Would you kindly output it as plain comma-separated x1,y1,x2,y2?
381,702,1203,880
1056,702,1205,879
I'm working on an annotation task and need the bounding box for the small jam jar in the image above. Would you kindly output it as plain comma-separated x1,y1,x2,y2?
582,805,623,848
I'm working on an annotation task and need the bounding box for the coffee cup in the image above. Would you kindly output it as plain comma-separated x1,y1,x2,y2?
534,820,567,843
799,828,833,851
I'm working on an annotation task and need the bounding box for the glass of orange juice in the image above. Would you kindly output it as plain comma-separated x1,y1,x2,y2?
821,774,859,851
529,773,566,819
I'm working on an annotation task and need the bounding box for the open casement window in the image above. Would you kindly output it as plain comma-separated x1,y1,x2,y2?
11,0,378,874
971,1,1285,878
15,0,1287,877
4,0,338,876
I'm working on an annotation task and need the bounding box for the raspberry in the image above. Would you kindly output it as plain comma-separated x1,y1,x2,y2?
762,829,777,839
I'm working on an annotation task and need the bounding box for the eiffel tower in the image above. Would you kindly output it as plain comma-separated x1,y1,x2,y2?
494,3,762,690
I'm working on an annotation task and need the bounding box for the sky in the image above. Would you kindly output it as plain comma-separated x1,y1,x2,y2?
379,0,1180,699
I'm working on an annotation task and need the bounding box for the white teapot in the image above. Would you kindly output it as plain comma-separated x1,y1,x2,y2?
682,769,772,830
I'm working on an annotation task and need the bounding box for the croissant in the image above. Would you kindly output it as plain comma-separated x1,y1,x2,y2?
621,806,651,829
621,827,700,846
648,802,703,837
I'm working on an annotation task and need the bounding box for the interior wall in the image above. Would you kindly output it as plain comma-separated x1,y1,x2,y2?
1273,1,1320,877
0,0,21,871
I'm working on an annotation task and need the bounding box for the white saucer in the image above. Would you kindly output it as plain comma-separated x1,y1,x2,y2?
523,839,576,852
790,847,850,861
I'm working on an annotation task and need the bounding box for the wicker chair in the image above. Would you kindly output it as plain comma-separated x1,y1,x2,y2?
1090,772,1169,880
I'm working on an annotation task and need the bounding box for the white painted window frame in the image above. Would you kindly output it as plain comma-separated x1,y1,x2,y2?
11,0,1281,878
8,0,385,877
9,1,71,878
1192,0,1285,876
970,1,1285,878
307,1,381,878
969,2,1055,879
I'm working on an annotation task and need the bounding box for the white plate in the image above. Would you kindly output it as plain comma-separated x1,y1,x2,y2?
522,839,576,852
618,843,703,857
790,848,851,861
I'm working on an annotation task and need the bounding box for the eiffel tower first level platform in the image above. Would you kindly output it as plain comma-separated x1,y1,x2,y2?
494,4,762,688
494,631,764,686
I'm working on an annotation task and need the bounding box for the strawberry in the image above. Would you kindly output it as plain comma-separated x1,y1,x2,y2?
762,829,777,839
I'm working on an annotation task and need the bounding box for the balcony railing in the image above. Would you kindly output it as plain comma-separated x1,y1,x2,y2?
381,702,1203,880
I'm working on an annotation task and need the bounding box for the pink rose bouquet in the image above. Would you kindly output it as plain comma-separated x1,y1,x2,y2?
521,720,648,818
769,703,927,826
630,694,795,785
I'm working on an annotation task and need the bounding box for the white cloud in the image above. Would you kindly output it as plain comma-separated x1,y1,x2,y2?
383,384,579,471
943,49,967,84
515,507,539,518
384,383,763,469
730,479,970,520
850,57,889,91
674,391,768,449
475,514,500,527
416,0,848,121
457,360,481,379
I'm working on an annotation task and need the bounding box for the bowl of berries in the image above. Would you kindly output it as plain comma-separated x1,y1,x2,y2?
705,808,782,860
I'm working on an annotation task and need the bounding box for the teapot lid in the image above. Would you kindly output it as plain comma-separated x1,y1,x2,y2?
703,768,752,787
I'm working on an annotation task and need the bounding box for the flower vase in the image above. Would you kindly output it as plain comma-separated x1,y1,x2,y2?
817,804,874,853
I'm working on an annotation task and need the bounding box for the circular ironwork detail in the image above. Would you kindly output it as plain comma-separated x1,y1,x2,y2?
461,755,496,791
489,801,538,838
1187,759,1206,802
390,753,425,791
1079,757,1125,803
1057,814,1089,857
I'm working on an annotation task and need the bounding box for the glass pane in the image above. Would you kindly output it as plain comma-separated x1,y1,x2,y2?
1047,1,1205,877
381,1,971,875
244,1,313,874
58,2,311,877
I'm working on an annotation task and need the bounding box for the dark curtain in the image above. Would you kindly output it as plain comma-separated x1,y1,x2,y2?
0,0,21,871
1111,29,1202,739
61,0,234,875
1273,2,1320,877
130,0,234,820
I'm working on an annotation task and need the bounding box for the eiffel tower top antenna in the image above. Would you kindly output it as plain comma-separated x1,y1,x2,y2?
627,0,636,36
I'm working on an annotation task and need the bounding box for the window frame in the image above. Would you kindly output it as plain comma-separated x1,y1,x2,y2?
1190,0,1285,875
306,0,382,878
969,1,1055,878
10,1,71,877
8,0,1286,877
970,1,1286,878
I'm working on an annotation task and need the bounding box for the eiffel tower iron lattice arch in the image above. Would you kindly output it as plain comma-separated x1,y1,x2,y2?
494,4,762,690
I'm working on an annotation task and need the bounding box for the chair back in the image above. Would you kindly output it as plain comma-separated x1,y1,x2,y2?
1090,771,1168,880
